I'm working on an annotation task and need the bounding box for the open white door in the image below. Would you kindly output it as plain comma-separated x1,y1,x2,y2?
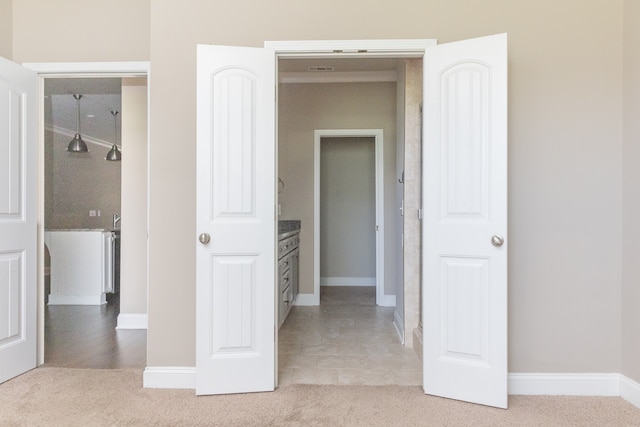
196,45,276,395
0,57,38,384
422,34,508,408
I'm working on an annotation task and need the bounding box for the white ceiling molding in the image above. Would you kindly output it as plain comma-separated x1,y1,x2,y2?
280,70,397,84
23,61,149,77
265,39,437,58
46,124,119,150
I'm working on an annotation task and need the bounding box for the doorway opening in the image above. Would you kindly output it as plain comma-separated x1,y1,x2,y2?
24,62,150,369
275,55,423,386
319,136,377,306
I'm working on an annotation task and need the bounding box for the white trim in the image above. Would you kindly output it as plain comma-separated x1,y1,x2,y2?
314,129,384,307
621,375,640,408
280,71,397,84
508,373,620,396
116,313,148,330
293,293,317,306
22,61,149,77
379,294,396,307
139,367,640,405
48,294,106,305
393,310,404,344
320,277,376,286
265,39,437,57
143,367,196,389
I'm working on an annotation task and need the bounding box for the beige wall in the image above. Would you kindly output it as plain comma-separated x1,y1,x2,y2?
0,0,11,59
319,137,377,281
279,83,398,296
622,0,640,383
146,0,624,369
11,0,150,63
44,130,121,231
10,1,628,372
120,77,148,317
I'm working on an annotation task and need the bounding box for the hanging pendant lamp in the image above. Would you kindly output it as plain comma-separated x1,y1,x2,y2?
67,94,89,152
105,110,121,161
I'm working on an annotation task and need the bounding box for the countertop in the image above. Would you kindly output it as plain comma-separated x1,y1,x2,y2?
278,220,301,236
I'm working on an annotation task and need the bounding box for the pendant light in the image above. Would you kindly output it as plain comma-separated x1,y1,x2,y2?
105,110,122,161
67,94,89,152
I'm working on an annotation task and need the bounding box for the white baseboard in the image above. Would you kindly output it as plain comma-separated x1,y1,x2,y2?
508,373,620,396
378,294,396,307
392,310,404,344
294,293,319,306
320,277,376,286
116,313,148,330
48,294,106,305
620,375,640,408
140,367,640,409
143,367,195,389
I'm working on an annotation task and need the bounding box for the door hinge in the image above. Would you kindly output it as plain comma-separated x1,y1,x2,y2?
418,208,423,220
375,225,379,231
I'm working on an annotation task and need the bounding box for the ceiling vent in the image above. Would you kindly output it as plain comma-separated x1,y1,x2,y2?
308,66,334,72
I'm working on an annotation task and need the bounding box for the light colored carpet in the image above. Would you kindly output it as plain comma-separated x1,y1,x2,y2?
1,368,639,426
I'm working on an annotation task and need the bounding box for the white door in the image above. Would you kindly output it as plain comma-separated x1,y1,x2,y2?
422,34,508,408
0,56,38,384
195,45,276,395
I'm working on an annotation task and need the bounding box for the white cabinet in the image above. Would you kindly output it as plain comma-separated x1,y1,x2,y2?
45,230,115,305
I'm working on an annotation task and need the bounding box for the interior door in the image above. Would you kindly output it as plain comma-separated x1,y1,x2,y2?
195,45,276,395
0,56,38,384
422,34,508,408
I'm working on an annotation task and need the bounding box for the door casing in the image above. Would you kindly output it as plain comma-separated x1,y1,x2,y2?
22,61,150,365
311,129,385,306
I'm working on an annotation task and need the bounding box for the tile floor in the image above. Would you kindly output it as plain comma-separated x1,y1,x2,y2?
278,287,422,386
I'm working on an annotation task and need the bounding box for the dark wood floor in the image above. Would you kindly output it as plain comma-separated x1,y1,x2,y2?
44,294,147,369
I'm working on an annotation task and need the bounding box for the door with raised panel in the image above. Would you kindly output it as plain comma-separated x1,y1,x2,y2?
0,56,38,384
422,34,508,408
195,45,276,395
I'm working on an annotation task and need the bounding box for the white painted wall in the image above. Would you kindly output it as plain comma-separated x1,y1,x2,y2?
319,137,376,282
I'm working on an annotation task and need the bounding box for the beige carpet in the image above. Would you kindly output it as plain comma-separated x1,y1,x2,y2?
1,368,639,426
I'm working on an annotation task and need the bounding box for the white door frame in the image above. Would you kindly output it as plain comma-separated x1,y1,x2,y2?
21,61,150,365
313,129,385,306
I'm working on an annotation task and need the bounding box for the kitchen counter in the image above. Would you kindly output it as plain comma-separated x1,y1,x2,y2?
44,230,116,305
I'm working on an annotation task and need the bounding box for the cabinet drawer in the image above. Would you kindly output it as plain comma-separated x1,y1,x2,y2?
278,235,298,258
279,256,292,275
279,266,292,293
279,284,293,326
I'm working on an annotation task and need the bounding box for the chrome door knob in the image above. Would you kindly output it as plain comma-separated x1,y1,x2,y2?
491,235,504,247
199,233,211,245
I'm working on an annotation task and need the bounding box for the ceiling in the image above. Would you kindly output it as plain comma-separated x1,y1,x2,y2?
45,78,122,144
